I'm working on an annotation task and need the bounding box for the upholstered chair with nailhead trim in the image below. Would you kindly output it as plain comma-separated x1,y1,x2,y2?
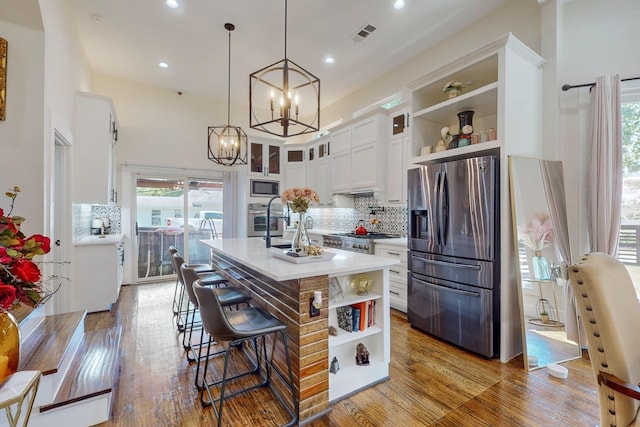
568,252,640,427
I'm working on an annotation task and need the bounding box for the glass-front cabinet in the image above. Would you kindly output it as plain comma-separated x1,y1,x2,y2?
250,138,282,177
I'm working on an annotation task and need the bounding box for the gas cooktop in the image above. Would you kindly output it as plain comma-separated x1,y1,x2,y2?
322,232,401,254
328,232,401,240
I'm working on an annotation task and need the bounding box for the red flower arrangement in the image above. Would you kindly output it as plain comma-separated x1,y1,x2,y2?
0,187,51,310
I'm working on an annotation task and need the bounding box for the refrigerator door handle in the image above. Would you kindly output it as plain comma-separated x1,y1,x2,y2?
413,277,480,298
436,171,445,247
441,170,449,246
434,171,441,246
416,257,481,271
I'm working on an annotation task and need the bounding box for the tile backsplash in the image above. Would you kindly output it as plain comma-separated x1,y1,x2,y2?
73,204,122,240
306,194,407,235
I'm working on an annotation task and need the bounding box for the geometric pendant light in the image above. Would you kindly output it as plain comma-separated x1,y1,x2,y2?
249,0,320,138
208,23,248,166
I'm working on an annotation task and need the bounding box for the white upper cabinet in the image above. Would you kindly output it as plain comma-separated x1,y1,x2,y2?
329,112,387,195
284,145,306,190
386,105,412,206
349,113,387,193
329,126,352,193
73,92,118,205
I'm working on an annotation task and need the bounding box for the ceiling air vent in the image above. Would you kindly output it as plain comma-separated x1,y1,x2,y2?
352,24,377,43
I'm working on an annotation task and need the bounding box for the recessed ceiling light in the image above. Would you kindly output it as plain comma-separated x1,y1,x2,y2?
325,56,335,64
394,0,406,9
166,0,179,9
159,62,169,68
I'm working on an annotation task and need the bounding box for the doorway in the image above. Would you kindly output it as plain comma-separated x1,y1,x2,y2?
134,177,224,283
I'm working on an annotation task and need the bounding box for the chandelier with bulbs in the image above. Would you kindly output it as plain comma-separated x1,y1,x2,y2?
208,23,247,166
249,0,320,138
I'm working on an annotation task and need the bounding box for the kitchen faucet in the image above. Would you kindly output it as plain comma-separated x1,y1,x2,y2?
265,195,291,248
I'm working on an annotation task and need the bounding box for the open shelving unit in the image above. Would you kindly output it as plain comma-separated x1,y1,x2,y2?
406,32,545,361
327,269,390,402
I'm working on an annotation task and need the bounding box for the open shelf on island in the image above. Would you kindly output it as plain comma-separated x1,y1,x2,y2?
329,325,382,347
328,357,388,403
329,291,381,309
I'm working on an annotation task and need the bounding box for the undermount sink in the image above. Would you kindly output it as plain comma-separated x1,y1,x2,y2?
271,244,292,249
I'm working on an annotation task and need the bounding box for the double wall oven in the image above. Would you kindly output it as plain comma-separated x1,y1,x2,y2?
247,203,284,238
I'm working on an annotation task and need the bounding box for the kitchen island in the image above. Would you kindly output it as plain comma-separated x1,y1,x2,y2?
200,238,399,424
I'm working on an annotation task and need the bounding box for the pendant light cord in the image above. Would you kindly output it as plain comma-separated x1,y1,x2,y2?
226,26,231,126
284,0,288,59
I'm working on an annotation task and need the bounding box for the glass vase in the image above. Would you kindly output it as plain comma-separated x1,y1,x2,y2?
0,311,21,384
532,251,551,281
291,212,310,252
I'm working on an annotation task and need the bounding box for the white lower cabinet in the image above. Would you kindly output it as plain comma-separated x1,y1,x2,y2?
328,268,390,402
375,242,408,313
74,235,125,313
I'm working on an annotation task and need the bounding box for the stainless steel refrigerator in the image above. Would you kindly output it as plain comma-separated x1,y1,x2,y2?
407,152,500,358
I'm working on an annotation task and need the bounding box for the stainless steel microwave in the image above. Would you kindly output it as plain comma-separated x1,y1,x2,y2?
250,179,280,197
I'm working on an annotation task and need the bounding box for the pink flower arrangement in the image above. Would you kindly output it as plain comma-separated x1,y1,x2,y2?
281,187,320,213
0,187,52,310
518,212,554,252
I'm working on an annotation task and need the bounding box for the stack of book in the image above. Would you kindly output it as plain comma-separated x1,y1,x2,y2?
336,300,376,333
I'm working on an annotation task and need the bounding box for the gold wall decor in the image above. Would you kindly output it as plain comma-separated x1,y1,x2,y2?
0,37,6,121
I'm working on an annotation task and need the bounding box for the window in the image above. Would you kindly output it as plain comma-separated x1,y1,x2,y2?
619,96,640,295
151,209,161,226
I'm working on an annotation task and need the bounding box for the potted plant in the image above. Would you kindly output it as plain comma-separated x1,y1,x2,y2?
443,80,464,98
540,310,550,324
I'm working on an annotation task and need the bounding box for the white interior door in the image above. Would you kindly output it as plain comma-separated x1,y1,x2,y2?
53,131,72,313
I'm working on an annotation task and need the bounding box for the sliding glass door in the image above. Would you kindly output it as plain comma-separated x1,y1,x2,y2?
134,177,224,282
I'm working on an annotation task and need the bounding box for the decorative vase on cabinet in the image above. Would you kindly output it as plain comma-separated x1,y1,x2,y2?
457,110,474,134
0,311,20,383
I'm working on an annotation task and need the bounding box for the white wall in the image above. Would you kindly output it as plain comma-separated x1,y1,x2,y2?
556,0,640,259
91,74,264,171
308,0,542,142
0,14,45,236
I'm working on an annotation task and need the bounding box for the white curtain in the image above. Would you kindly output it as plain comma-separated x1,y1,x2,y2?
587,74,623,255
568,75,623,345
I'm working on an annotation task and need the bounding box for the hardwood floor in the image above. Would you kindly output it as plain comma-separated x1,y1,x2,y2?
89,281,600,426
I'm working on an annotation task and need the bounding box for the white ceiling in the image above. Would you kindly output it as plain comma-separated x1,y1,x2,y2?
67,0,509,109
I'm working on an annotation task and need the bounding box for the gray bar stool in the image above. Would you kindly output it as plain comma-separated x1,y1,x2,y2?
168,246,216,315
172,252,228,331
181,265,252,387
193,281,298,427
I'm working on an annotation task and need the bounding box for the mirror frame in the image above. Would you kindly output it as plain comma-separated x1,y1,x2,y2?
508,156,581,370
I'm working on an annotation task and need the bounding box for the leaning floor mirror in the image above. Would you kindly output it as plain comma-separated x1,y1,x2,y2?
508,156,581,370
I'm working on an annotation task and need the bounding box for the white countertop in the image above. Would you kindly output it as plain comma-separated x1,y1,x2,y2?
74,233,124,246
200,238,399,281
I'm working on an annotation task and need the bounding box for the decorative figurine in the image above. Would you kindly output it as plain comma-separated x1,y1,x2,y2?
328,325,338,336
355,343,370,366
330,356,340,374
350,274,373,296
